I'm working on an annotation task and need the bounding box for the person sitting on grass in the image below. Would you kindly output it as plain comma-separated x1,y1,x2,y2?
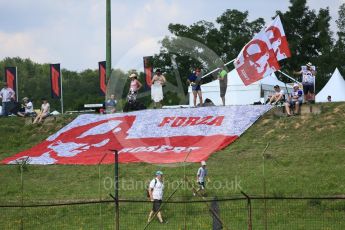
33,98,50,124
267,85,285,105
285,83,303,116
18,97,36,117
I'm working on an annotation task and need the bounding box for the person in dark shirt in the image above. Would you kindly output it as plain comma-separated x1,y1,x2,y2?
187,68,203,107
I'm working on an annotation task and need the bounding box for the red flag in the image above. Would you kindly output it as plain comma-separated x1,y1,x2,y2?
50,64,61,99
98,61,107,96
265,15,291,61
143,56,153,89
4,67,17,95
234,29,280,86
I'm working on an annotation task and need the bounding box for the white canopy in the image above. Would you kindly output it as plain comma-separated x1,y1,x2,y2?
316,68,345,102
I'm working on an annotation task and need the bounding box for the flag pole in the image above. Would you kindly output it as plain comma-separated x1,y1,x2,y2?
277,70,300,84
60,69,64,114
106,0,111,99
15,67,18,102
201,59,235,79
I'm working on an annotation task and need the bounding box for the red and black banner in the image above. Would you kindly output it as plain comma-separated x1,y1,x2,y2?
50,64,61,99
4,67,17,95
143,56,153,89
99,61,107,96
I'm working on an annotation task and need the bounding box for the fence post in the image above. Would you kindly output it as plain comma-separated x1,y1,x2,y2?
20,164,24,230
98,153,108,230
241,191,252,230
114,150,119,230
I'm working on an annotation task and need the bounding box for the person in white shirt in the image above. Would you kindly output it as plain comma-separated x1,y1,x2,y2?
195,161,208,196
18,97,35,117
33,98,50,124
267,85,285,105
148,171,165,224
0,82,15,116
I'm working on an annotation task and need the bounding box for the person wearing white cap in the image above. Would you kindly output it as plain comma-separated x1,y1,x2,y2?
285,83,303,116
195,161,208,196
148,170,166,224
293,62,316,103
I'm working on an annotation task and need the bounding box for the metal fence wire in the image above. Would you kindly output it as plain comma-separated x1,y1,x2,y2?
0,197,344,230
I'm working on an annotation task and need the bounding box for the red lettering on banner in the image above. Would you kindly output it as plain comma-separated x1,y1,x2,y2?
196,116,213,125
207,116,224,126
171,117,187,127
159,116,225,127
158,117,175,127
182,117,200,126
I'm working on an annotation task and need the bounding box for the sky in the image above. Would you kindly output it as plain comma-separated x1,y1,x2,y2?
0,0,343,72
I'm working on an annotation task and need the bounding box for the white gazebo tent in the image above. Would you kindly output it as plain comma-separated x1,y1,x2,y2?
189,69,292,106
316,68,345,103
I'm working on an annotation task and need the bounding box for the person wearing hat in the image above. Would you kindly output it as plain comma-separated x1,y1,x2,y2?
127,72,142,104
293,62,316,103
148,170,166,224
267,85,285,105
187,68,203,107
194,161,208,196
151,69,166,109
285,83,303,116
0,82,16,116
17,97,35,117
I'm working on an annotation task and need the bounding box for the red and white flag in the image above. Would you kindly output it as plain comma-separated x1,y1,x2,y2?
265,15,291,61
234,29,280,86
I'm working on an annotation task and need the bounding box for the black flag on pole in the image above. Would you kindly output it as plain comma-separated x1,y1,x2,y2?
99,61,107,96
50,64,61,99
143,56,153,90
4,67,17,97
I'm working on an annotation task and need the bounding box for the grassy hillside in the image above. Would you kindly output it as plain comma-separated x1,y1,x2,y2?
0,103,344,229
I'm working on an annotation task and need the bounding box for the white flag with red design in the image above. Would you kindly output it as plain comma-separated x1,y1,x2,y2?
265,15,291,61
234,29,280,86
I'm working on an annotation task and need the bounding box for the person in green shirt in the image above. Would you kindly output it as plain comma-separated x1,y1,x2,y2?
218,65,228,106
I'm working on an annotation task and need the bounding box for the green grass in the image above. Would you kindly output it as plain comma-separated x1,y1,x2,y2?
0,103,344,229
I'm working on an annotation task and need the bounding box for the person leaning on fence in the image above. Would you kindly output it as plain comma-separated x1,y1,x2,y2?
194,161,208,196
285,83,303,116
267,85,285,105
148,171,166,224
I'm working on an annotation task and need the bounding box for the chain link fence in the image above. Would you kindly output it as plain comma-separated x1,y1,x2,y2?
0,197,344,229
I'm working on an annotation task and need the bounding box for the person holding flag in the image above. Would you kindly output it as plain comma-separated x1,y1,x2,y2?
293,62,316,103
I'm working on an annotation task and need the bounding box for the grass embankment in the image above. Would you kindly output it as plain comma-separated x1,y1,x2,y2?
0,103,344,229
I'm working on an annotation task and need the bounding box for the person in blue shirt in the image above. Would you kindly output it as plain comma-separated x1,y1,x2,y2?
187,68,203,107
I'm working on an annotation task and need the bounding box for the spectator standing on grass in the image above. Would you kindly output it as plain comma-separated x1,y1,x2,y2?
33,98,50,124
194,161,208,196
0,82,15,116
148,171,166,224
218,65,228,106
151,69,166,109
187,68,203,107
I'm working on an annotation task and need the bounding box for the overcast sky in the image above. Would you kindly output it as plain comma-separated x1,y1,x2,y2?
0,0,342,72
